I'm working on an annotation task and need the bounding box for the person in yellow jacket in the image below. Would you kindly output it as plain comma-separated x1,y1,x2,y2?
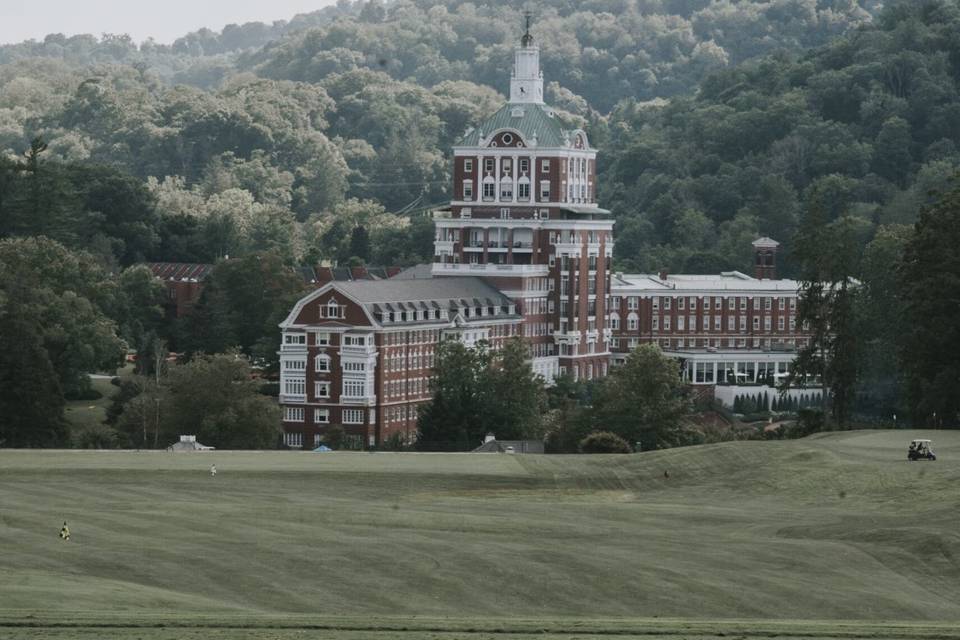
59,522,70,541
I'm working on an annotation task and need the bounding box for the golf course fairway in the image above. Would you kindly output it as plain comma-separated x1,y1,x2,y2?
1,429,958,639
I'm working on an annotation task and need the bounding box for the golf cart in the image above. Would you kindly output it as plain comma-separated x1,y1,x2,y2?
908,439,936,461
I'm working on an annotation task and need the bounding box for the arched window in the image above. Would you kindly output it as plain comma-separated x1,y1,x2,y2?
610,312,621,330
482,175,495,201
314,354,330,373
326,300,341,319
517,176,530,201
627,312,639,331
500,180,513,200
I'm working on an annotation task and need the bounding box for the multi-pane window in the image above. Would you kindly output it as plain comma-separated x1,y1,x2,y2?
314,409,329,424
315,382,330,398
664,316,671,331
540,181,551,200
778,298,786,311
764,317,772,331
315,332,330,346
678,316,685,331
484,158,495,173
664,297,671,310
520,158,529,173
343,409,364,424
284,432,303,447
500,181,513,200
284,379,305,396
728,298,735,311
315,355,330,373
778,317,785,331
284,407,304,422
714,316,721,331
343,362,365,372
343,380,366,398
765,298,773,311
284,334,306,345
463,181,473,200
688,315,696,332
284,359,306,372
740,298,747,311
652,316,659,331
753,317,761,330
627,297,639,310
753,298,761,311
518,182,530,200
690,297,697,310
728,316,735,331
627,313,639,331
703,316,711,331
483,182,495,200
740,317,747,332
464,159,473,173
542,160,550,173
679,297,686,311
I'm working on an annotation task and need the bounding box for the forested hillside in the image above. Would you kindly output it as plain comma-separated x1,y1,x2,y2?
0,0,882,271
603,0,960,275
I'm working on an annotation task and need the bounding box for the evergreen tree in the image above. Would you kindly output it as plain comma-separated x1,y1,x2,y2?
348,225,371,263
789,191,866,427
899,181,960,426
0,297,67,447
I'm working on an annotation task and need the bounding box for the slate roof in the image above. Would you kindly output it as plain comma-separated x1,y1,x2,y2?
147,263,213,282
612,272,801,293
334,276,512,306
458,102,571,148
392,264,435,280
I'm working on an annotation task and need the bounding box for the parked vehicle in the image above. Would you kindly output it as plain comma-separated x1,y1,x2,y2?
908,439,936,461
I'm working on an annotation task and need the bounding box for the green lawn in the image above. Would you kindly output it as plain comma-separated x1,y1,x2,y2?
1,430,958,639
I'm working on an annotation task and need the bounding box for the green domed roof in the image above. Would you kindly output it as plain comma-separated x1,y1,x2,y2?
457,102,575,149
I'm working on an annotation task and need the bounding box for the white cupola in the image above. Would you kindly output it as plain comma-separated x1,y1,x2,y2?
509,12,544,104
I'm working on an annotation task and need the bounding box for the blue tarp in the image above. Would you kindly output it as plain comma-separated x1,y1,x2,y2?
313,445,333,452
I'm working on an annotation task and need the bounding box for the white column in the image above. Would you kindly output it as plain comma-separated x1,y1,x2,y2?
512,154,518,203
495,155,501,203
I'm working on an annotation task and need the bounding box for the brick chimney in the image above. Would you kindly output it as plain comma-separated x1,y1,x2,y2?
752,237,780,280
658,268,669,281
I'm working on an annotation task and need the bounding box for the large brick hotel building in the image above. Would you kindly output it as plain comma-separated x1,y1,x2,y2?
278,23,812,449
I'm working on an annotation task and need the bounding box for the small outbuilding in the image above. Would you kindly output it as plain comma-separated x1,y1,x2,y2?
472,433,544,454
167,435,215,452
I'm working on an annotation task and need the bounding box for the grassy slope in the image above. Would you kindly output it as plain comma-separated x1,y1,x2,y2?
1,431,958,638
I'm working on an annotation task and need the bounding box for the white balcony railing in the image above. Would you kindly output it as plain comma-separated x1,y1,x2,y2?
432,263,549,276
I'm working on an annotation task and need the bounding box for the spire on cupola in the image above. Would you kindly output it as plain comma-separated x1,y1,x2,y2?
510,10,544,104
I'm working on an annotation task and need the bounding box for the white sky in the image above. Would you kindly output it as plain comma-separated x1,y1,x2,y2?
0,0,339,45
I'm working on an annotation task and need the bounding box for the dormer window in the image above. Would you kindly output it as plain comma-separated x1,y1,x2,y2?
325,300,343,319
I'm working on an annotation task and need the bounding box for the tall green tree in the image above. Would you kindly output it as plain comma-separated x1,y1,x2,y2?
481,337,546,441
789,195,869,427
416,339,489,451
179,252,304,370
591,344,689,451
0,296,67,447
899,181,960,427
